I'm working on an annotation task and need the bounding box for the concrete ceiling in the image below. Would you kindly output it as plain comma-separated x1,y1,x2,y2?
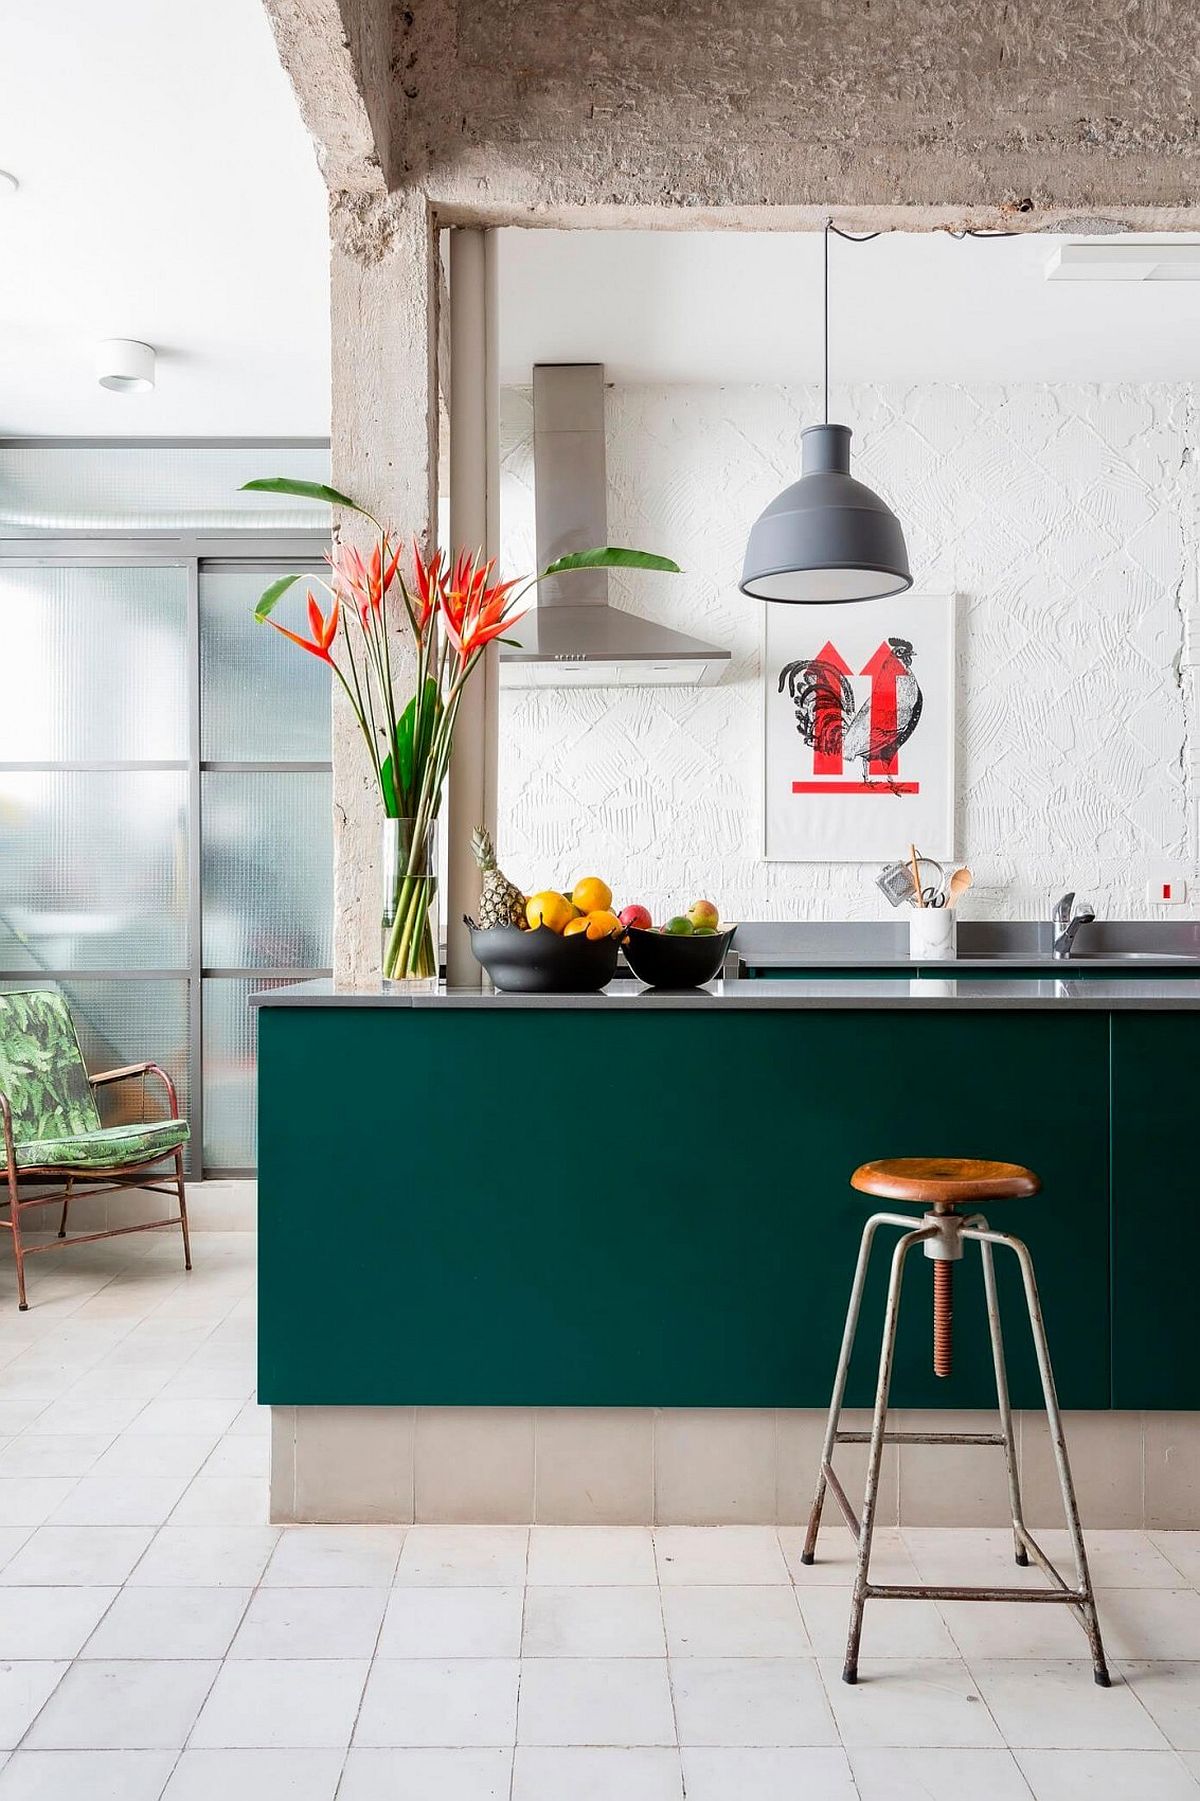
0,0,330,437
497,228,1200,387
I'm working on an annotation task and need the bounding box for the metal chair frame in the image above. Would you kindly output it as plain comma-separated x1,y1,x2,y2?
802,1204,1110,1687
0,1062,191,1311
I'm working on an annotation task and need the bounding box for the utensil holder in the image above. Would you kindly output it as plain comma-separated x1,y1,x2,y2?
909,908,957,961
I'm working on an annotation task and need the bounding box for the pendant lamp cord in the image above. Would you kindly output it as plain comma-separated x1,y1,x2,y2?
818,220,1016,419
822,220,882,423
823,219,829,424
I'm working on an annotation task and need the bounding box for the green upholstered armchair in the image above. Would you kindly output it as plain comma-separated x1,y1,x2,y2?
0,991,191,1311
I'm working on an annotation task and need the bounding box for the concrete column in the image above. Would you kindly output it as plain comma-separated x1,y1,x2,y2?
329,189,438,984
445,227,501,985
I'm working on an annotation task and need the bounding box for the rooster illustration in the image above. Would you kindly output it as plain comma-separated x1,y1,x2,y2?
778,637,922,779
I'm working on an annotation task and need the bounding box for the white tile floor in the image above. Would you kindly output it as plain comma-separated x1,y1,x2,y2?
0,1233,1197,1798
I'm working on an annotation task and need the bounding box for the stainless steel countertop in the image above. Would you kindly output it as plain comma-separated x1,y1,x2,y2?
250,975,1200,1011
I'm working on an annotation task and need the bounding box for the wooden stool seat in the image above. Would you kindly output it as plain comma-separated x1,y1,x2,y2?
851,1157,1040,1206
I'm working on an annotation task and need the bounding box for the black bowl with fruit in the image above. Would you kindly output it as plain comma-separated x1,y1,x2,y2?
622,917,736,990
466,920,620,994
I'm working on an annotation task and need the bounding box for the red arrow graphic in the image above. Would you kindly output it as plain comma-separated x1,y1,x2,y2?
860,642,908,776
810,641,853,774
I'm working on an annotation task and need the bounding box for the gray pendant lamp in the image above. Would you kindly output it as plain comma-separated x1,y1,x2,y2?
740,223,912,604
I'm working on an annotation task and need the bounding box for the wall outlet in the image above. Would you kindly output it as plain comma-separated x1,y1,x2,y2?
1148,877,1187,904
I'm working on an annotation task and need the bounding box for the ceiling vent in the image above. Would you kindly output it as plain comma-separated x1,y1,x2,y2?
1045,242,1200,282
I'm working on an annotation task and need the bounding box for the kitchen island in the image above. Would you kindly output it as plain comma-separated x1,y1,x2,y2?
254,973,1198,1524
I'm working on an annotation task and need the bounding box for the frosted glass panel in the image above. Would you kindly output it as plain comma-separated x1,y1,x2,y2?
200,568,331,761
202,977,292,1169
0,446,331,534
0,771,188,971
202,772,332,969
0,566,188,760
0,977,191,1168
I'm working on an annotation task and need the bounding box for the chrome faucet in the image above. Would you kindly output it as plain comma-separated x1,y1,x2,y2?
1051,892,1095,960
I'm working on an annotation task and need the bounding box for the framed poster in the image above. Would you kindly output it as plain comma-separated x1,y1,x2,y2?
763,592,955,862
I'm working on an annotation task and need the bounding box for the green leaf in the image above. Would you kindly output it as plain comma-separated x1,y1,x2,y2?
541,546,682,577
252,572,303,623
380,677,439,818
240,476,364,512
395,694,418,797
414,679,439,780
379,754,399,819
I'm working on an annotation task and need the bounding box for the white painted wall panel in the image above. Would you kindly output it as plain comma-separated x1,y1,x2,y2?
497,383,1199,921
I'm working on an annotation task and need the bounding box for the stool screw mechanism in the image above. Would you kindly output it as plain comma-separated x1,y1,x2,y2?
932,1259,953,1376
800,1172,1110,1689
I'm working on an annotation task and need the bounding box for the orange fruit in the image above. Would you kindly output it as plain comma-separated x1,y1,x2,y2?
584,909,623,940
571,875,612,914
563,916,590,937
526,891,576,934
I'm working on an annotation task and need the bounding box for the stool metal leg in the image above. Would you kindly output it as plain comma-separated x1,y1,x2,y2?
978,1230,1029,1567
968,1225,1110,1687
843,1225,937,1684
802,1211,915,1566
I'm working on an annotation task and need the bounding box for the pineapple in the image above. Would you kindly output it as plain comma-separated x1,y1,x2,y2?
471,826,527,929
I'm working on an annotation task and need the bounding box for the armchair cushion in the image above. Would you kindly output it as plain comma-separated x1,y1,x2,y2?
0,991,101,1142
15,1118,190,1172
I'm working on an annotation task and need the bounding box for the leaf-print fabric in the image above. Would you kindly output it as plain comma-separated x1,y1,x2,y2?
0,991,100,1141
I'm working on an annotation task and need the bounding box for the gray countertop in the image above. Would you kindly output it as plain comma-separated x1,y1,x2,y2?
737,953,1200,971
251,975,1200,1011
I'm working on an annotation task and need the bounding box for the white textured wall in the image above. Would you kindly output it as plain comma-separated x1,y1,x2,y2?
497,383,1200,921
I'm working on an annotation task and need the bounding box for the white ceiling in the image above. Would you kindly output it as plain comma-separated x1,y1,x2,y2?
497,229,1200,387
0,0,330,436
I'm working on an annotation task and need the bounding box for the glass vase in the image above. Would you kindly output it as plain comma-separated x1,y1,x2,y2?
381,817,439,987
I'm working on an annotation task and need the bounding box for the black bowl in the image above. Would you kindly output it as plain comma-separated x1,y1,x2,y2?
467,921,620,994
622,924,736,989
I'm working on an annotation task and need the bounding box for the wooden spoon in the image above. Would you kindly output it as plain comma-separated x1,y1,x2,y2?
909,844,925,908
946,867,973,910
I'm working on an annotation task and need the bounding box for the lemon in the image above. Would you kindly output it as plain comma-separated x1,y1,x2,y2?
527,890,576,934
571,875,613,914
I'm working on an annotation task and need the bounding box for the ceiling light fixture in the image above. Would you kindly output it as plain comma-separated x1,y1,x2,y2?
96,339,156,393
740,221,912,604
0,170,18,197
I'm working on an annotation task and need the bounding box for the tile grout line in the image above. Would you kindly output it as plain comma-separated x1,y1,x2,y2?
509,1526,532,1801
330,1526,406,1799
654,1527,685,1793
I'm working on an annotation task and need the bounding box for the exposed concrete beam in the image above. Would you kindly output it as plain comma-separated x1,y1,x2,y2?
395,0,1200,223
260,0,390,196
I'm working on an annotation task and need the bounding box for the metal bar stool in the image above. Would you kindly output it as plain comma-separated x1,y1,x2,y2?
802,1156,1109,1687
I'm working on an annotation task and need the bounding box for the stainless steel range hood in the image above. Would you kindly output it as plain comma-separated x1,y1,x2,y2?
499,363,730,688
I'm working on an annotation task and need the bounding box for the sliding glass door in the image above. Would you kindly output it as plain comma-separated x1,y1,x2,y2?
0,541,331,1175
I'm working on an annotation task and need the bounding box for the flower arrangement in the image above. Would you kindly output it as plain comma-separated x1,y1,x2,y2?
244,476,678,982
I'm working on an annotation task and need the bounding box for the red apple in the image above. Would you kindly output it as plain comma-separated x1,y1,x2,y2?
687,898,720,931
619,903,652,931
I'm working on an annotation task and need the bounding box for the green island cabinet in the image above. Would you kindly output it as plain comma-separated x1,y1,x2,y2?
255,992,1195,1414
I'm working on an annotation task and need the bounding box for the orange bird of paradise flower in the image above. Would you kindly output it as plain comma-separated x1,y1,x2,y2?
439,553,525,664
268,591,341,663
